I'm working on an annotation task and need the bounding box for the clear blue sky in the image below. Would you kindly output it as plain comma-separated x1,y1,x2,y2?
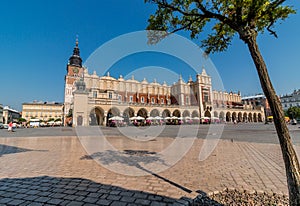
0,0,299,111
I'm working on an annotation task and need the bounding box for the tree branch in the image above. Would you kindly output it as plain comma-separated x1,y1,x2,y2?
194,0,240,31
156,0,204,18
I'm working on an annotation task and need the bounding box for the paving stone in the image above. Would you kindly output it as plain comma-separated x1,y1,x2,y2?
35,196,51,203
120,196,136,203
82,197,98,204
37,191,52,197
64,194,80,200
0,198,13,204
110,201,127,206
95,199,112,205
75,191,89,196
120,191,134,197
86,187,99,192
26,202,44,206
50,193,67,199
1,192,18,198
148,195,163,201
109,190,121,195
63,189,78,195
23,195,39,201
7,199,25,206
58,200,72,206
133,193,148,199
14,193,28,199
25,190,40,195
135,198,151,205
66,201,84,206
87,192,102,198
47,198,63,205
150,201,167,206
107,194,121,201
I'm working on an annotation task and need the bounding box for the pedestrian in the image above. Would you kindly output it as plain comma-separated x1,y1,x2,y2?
8,121,13,132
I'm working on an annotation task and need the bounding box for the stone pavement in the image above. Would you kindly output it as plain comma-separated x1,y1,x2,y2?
0,130,298,205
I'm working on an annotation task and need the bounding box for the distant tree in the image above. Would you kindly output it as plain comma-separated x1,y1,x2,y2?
287,107,300,119
54,118,62,122
47,118,55,122
145,0,299,204
18,118,27,123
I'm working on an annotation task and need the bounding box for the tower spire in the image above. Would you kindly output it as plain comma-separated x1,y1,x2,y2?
69,35,82,67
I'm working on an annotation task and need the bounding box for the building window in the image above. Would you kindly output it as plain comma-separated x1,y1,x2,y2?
204,92,209,102
93,91,97,98
186,96,189,105
118,95,122,102
109,92,112,99
141,97,144,103
161,98,164,104
129,96,133,102
151,97,155,104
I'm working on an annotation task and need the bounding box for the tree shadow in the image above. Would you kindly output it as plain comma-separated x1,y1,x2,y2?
0,144,47,157
81,150,193,194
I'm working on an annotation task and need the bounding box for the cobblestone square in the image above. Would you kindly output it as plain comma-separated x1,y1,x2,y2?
0,124,299,205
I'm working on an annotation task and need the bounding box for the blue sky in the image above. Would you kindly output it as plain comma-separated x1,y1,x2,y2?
0,0,299,111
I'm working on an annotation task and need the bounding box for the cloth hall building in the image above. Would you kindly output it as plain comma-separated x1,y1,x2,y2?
64,40,265,126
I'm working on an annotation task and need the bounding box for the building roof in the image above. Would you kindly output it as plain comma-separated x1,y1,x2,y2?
241,94,265,100
23,101,63,106
3,106,20,113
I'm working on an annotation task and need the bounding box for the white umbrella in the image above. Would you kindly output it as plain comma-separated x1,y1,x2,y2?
146,116,154,120
201,117,210,120
184,116,191,119
109,116,124,121
129,116,136,120
164,116,171,120
211,117,219,120
171,116,178,120
136,116,145,120
192,117,200,120
154,116,163,120
130,116,145,120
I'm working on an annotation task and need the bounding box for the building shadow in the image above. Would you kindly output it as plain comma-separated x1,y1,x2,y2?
0,144,47,157
0,176,222,205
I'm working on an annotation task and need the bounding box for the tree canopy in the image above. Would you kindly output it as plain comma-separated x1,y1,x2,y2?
286,106,300,119
146,0,295,54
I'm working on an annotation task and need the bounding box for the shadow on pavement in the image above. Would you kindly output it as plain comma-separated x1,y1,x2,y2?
81,150,194,194
0,144,47,157
0,176,221,205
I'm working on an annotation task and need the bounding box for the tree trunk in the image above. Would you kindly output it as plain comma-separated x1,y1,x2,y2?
244,30,300,205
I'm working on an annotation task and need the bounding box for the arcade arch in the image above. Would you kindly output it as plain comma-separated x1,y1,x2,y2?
173,109,181,117
192,110,199,117
162,109,171,117
90,107,105,126
182,110,190,117
150,109,160,117
137,108,148,118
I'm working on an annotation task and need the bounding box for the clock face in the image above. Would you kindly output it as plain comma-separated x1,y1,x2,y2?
72,67,79,74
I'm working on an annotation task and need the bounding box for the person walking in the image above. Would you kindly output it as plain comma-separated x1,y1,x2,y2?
8,121,13,132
